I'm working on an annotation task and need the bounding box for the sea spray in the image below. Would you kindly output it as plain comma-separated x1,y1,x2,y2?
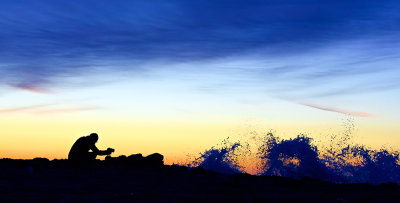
189,138,248,174
258,133,332,181
338,146,400,184
188,118,400,184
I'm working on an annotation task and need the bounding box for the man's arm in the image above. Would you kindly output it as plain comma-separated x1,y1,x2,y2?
90,144,113,156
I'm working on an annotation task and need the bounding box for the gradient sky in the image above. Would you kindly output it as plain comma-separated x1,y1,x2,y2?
1,1,400,165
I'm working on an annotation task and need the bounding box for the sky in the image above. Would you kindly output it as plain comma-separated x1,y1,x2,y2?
1,0,400,165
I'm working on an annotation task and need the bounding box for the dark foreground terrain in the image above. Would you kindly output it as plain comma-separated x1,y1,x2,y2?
1,157,400,202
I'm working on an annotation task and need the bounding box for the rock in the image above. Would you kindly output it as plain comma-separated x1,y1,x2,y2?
143,153,164,166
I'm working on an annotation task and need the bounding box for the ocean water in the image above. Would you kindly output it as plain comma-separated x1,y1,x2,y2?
189,119,400,184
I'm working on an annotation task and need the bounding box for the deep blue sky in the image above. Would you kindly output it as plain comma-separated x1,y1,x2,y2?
0,0,400,120
1,0,399,92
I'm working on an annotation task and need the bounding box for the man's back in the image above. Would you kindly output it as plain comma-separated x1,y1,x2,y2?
68,136,95,160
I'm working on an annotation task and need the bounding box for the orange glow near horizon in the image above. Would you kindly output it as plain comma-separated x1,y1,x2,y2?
1,110,400,175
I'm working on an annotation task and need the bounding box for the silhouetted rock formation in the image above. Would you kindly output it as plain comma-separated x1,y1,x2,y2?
1,157,400,202
104,153,164,167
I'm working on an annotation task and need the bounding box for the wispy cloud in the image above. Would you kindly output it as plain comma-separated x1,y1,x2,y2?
8,83,50,94
0,104,99,114
299,103,374,118
0,104,49,113
33,107,100,114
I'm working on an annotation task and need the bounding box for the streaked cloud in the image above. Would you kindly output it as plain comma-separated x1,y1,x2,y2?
33,107,100,114
0,104,99,114
9,83,50,94
300,103,374,118
0,104,50,113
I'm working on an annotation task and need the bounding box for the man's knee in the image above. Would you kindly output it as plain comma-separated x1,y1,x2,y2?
88,152,97,160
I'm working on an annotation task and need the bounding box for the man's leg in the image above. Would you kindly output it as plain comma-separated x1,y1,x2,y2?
88,152,97,160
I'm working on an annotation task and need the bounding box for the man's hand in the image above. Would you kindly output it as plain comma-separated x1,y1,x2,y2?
107,148,115,155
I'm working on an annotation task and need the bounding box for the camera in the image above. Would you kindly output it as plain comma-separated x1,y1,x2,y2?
108,148,115,153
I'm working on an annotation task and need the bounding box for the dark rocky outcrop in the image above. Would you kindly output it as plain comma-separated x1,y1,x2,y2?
104,153,164,167
0,157,400,202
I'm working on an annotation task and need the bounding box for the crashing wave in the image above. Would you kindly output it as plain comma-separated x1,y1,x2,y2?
190,128,400,184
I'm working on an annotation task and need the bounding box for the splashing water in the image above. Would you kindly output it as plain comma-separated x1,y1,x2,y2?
258,133,400,184
258,133,332,180
189,118,400,184
189,138,249,174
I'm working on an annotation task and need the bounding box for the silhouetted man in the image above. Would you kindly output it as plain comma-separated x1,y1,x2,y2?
68,133,114,165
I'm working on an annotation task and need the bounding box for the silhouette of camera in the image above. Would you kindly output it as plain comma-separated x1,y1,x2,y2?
108,148,115,153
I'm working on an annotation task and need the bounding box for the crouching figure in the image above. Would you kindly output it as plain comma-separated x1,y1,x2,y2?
68,133,114,165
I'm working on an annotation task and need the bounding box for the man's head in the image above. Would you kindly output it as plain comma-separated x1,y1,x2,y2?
89,133,99,143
